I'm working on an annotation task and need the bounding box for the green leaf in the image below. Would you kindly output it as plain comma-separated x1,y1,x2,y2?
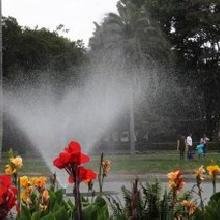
54,206,70,220
82,204,99,220
210,192,220,202
31,211,41,220
97,204,109,220
30,193,38,212
205,199,220,220
82,202,109,220
52,202,60,212
17,205,31,220
48,191,56,210
62,199,74,217
55,190,63,204
95,196,107,207
67,199,74,209
40,212,56,220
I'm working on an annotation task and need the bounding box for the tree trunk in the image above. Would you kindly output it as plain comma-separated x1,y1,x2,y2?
129,80,135,154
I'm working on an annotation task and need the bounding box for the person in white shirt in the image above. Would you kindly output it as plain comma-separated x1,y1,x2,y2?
186,134,193,160
200,134,209,157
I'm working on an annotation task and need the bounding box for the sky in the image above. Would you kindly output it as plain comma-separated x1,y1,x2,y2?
2,0,118,46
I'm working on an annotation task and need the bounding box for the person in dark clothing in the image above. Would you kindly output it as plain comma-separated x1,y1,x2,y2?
177,135,186,160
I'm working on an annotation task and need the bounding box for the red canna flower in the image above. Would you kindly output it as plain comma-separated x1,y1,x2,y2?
0,175,17,219
65,140,81,154
53,157,65,169
79,167,97,182
68,167,97,183
53,140,95,220
0,175,11,199
53,140,90,169
70,152,90,165
53,151,71,169
59,151,71,165
65,140,90,165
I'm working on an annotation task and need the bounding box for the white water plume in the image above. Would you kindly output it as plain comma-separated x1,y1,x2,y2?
4,71,133,174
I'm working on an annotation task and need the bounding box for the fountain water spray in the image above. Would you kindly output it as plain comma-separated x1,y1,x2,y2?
4,69,135,180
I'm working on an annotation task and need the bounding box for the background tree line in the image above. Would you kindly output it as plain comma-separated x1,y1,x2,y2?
2,0,220,143
2,16,87,91
89,0,220,140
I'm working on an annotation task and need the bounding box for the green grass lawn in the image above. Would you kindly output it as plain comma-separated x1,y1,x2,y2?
0,151,220,175
88,151,220,174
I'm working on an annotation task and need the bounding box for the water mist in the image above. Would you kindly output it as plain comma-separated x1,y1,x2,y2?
4,67,136,182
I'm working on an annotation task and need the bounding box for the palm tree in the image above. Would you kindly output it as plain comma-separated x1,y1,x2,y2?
105,0,153,154
90,1,140,154
90,0,170,153
0,0,2,159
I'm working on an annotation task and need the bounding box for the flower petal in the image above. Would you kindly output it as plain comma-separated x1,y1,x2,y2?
53,158,65,169
59,151,71,165
66,140,81,154
80,153,90,164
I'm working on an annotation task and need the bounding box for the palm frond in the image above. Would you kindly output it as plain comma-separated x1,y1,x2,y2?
105,194,126,219
160,190,173,220
141,179,161,219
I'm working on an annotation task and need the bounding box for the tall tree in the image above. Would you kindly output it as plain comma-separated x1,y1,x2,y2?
1,17,88,154
2,16,87,90
144,0,220,136
89,0,172,151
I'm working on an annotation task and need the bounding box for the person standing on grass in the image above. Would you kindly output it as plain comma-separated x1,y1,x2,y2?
177,135,186,160
196,143,204,160
186,133,193,160
200,134,210,157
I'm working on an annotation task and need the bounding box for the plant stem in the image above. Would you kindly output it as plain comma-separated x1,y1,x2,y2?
17,174,21,218
212,177,216,194
73,166,82,220
98,152,104,193
197,181,204,212
171,190,176,219
187,213,190,220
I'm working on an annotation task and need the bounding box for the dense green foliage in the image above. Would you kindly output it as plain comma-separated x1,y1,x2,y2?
17,190,110,220
16,178,220,220
105,179,220,220
2,0,220,139
144,0,220,135
17,189,74,220
2,16,87,88
89,0,220,138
